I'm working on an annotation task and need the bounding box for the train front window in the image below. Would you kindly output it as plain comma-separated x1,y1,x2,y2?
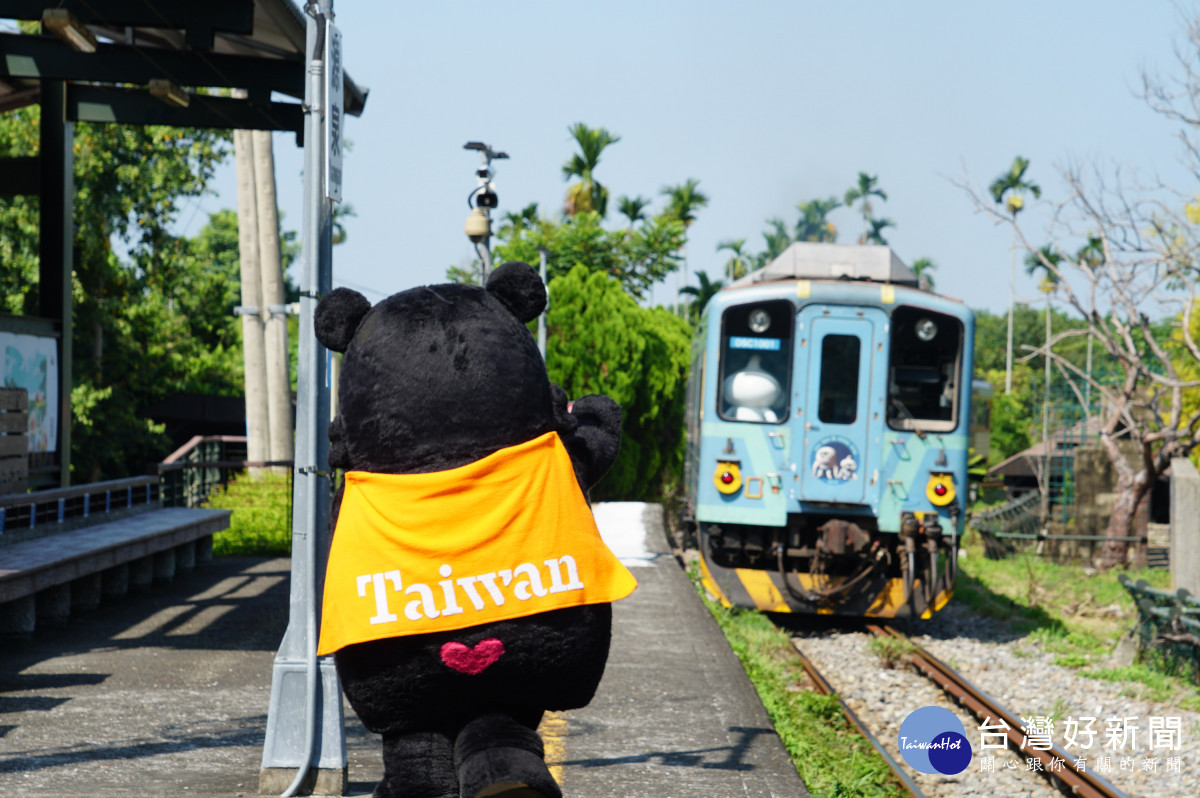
818,334,860,424
718,300,793,424
886,306,963,432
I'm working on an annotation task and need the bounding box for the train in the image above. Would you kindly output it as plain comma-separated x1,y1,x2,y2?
682,242,976,620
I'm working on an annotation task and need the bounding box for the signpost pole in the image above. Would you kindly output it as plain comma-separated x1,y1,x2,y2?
260,1,346,794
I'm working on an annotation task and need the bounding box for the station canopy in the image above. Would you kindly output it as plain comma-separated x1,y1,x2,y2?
0,0,367,137
0,0,367,487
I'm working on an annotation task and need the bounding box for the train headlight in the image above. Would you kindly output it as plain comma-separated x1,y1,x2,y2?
926,473,956,506
915,317,938,342
714,460,743,495
748,308,771,334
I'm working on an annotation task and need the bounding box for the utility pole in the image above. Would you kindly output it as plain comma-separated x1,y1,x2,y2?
253,129,294,471
536,245,549,359
463,141,506,284
234,126,270,474
1005,226,1017,395
259,3,346,794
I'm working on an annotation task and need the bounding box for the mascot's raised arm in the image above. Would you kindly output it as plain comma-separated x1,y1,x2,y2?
313,261,635,798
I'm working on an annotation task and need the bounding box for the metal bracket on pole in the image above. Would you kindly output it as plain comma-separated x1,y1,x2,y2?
259,2,347,795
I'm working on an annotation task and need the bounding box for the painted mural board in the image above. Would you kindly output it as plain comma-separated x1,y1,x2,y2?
0,332,57,453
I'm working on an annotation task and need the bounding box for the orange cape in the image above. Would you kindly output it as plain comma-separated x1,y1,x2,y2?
318,432,637,655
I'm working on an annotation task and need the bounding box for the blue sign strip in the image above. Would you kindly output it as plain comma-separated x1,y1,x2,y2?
730,336,781,351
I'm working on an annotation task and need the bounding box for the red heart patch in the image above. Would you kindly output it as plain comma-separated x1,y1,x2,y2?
440,638,505,675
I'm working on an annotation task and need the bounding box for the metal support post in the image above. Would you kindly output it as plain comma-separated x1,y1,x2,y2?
259,3,346,795
38,80,73,487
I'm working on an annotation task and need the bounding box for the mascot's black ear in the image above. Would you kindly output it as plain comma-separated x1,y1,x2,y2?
315,287,372,353
486,261,547,324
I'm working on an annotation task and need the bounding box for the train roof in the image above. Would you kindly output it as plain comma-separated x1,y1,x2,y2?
727,242,919,289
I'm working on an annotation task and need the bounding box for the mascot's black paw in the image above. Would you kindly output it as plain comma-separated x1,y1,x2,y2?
373,731,458,798
454,714,562,798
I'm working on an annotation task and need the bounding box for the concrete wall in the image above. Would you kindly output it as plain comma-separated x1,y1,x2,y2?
1073,445,1117,539
1171,457,1200,595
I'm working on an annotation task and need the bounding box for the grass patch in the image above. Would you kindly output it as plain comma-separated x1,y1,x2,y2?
1079,663,1200,707
693,570,904,797
204,471,292,556
958,526,1200,702
867,635,915,670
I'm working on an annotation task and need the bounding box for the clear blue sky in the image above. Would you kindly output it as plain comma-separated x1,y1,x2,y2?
183,0,1199,315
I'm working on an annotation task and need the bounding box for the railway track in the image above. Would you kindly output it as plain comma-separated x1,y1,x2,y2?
790,624,1132,798
790,639,930,797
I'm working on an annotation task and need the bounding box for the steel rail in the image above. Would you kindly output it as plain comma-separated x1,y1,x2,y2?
867,625,1130,798
789,639,928,798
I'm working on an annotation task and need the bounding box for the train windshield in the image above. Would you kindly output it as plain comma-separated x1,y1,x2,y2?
718,300,793,424
886,306,963,433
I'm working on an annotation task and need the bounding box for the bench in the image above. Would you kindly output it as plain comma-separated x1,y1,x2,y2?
0,503,231,636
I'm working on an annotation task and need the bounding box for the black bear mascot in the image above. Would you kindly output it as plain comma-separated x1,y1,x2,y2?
313,261,636,798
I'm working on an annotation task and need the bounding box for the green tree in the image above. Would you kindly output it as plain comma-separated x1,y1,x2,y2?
844,172,887,244
562,123,621,218
492,211,684,300
983,366,1034,465
0,106,233,480
545,265,691,500
972,306,1091,379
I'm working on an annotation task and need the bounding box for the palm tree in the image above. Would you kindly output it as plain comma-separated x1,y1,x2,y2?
990,156,1041,394
562,123,621,218
844,173,887,244
1024,244,1062,292
661,179,709,316
1077,234,1104,270
679,270,724,321
1025,243,1062,524
332,203,356,245
911,256,937,290
864,216,894,245
1074,235,1103,407
499,202,539,236
716,238,750,281
661,178,709,227
762,217,793,262
795,197,840,242
989,156,1041,215
617,195,651,227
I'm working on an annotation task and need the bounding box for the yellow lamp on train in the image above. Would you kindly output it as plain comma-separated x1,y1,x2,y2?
714,461,742,495
926,472,956,506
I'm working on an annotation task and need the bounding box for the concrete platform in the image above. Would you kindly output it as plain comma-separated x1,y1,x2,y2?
0,503,808,797
555,502,809,797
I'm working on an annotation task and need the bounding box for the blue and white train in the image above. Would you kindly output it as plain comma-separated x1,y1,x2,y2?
683,243,976,619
